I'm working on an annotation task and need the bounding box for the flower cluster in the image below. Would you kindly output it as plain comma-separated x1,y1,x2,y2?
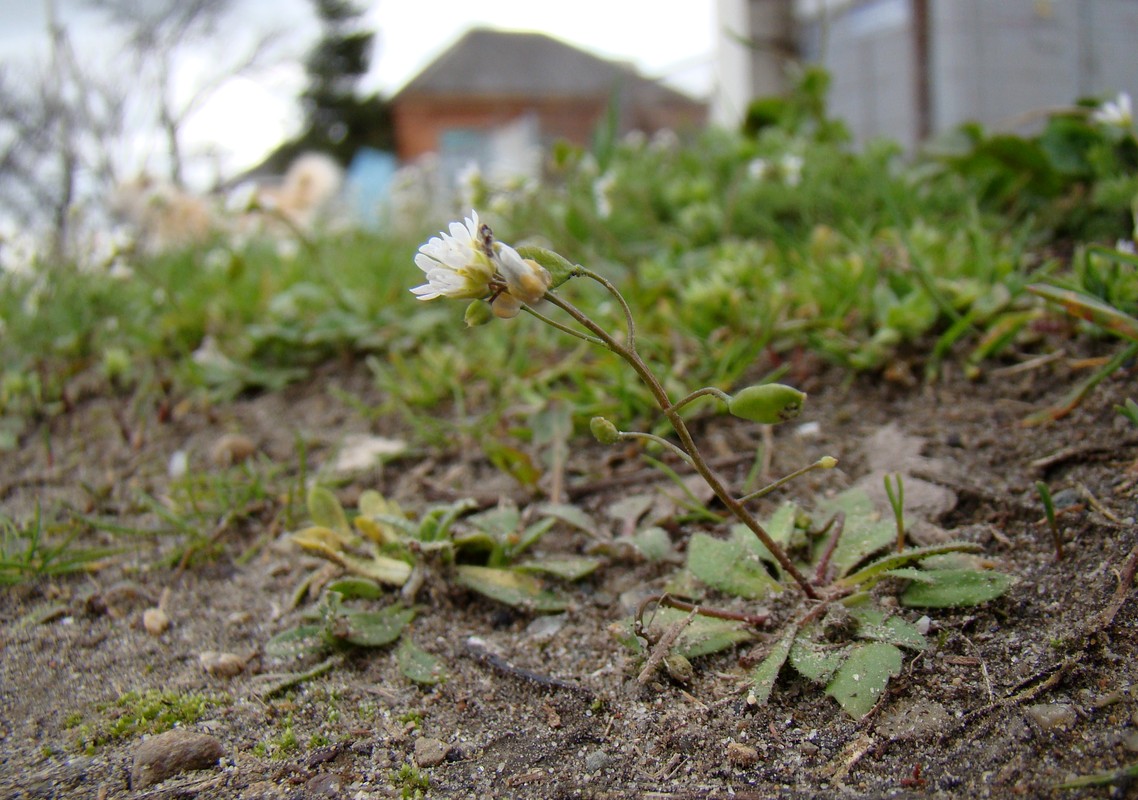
411,211,552,319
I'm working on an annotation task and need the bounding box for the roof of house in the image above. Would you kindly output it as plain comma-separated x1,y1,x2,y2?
394,27,703,107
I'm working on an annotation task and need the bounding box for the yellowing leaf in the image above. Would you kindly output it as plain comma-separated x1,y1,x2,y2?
454,565,567,612
307,486,350,535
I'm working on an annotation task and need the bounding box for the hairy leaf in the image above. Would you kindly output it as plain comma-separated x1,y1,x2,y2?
900,568,1014,607
825,642,903,718
748,627,795,706
687,531,781,598
337,605,415,647
515,556,602,581
789,637,849,684
397,637,446,685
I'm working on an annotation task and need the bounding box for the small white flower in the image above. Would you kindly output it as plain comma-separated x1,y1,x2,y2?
593,172,616,219
781,154,804,187
411,210,496,300
1092,92,1133,128
747,158,770,181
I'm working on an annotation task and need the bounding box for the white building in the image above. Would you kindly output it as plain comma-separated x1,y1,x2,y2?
715,0,1138,147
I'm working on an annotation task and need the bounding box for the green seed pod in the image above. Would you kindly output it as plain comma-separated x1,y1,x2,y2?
463,300,494,327
590,416,621,445
727,383,806,425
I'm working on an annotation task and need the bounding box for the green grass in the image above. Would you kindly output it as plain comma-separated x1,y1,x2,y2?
1,74,1135,582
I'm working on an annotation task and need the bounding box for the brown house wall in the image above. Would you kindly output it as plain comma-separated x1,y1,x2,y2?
393,95,610,162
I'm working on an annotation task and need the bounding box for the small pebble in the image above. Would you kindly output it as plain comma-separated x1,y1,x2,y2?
584,749,610,773
726,741,760,767
1025,702,1077,732
525,614,566,642
142,607,169,636
199,651,245,678
131,729,223,788
413,737,452,767
304,772,342,798
210,433,256,467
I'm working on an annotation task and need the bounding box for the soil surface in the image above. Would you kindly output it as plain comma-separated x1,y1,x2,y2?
3,351,1138,799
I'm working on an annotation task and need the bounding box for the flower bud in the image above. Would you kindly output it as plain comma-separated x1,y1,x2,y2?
463,300,494,327
727,384,806,425
590,416,621,445
818,456,838,469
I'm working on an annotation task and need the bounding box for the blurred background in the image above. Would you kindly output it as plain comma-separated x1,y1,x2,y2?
0,0,1135,266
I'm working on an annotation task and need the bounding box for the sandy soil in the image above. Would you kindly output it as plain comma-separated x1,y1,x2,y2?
2,353,1138,799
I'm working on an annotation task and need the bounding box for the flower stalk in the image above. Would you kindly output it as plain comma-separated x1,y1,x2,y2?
412,214,823,599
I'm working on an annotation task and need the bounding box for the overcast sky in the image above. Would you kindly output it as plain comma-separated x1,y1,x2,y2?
0,0,717,182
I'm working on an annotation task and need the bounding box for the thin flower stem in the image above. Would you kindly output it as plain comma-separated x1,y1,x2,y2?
580,268,638,350
521,305,604,345
617,431,696,467
542,289,819,599
667,386,733,414
739,458,831,505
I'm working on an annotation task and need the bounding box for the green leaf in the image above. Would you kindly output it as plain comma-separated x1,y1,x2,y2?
265,625,327,660
762,503,799,548
1056,760,1138,790
512,517,557,559
538,503,597,535
631,526,673,562
748,627,795,706
813,489,895,576
849,608,928,651
454,565,567,612
515,556,602,581
882,567,937,583
836,542,984,589
484,442,542,487
337,551,413,587
337,605,416,647
789,637,849,684
1028,283,1138,342
307,486,350,535
687,531,782,599
325,577,384,599
825,642,903,718
397,637,446,685
900,568,1014,607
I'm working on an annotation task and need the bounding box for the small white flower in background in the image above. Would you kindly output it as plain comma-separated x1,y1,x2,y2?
781,154,805,187
1092,92,1133,128
1117,239,1137,255
747,158,770,181
649,128,680,153
457,160,484,210
411,211,496,300
593,172,616,219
